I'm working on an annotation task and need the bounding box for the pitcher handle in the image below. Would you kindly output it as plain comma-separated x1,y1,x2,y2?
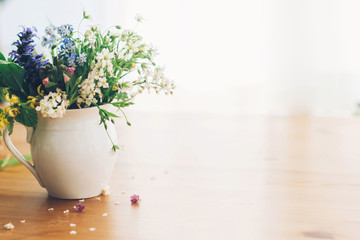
3,126,45,187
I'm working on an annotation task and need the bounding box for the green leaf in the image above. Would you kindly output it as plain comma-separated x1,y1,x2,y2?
0,60,27,99
15,106,37,127
101,108,119,118
112,145,120,152
70,76,82,91
111,101,133,108
45,81,57,89
0,52,5,61
7,120,14,135
83,10,90,19
0,87,5,102
28,83,36,97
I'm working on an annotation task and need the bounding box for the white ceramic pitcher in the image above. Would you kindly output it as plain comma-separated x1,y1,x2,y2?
3,105,118,199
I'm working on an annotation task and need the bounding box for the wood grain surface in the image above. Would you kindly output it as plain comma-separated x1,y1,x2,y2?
1,112,360,239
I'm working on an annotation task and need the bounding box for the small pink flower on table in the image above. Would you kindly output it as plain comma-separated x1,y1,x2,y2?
63,73,71,83
42,77,49,86
130,194,140,204
66,67,75,75
75,201,85,212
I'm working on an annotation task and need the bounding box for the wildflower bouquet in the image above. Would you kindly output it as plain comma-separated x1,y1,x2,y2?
0,11,174,151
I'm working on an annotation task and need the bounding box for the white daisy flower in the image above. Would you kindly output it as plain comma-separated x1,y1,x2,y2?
98,77,109,88
96,48,115,68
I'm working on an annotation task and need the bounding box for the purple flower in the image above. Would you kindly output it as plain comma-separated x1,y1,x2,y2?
9,26,48,92
130,194,140,204
75,202,85,212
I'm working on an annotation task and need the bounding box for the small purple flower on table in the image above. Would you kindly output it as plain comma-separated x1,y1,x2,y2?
130,194,140,204
75,201,85,212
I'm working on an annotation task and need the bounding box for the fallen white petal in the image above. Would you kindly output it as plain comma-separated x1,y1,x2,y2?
63,210,69,214
102,213,108,217
115,201,120,205
96,197,101,201
48,208,54,211
20,220,26,223
89,227,96,231
79,199,85,202
4,223,14,230
70,223,76,227
70,230,77,235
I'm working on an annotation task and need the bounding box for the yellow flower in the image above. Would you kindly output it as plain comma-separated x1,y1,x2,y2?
27,96,39,109
139,47,145,51
5,93,19,104
112,83,119,91
8,108,20,118
0,117,9,129
130,63,136,70
37,85,44,96
3,105,11,114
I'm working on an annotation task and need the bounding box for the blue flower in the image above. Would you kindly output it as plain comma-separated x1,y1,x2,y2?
70,45,76,53
58,38,77,64
57,24,74,38
77,53,87,66
42,25,58,48
68,54,77,67
62,38,73,48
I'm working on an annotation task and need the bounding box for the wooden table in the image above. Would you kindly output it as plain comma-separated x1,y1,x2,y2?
1,112,360,239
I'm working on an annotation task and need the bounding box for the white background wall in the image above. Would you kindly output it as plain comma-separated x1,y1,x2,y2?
1,0,360,116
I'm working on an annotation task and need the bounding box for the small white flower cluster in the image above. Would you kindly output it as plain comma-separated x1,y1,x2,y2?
135,67,175,95
77,48,114,107
36,89,69,118
146,44,159,58
116,80,134,97
118,30,142,61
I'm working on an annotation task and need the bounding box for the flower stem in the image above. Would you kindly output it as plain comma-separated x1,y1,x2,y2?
104,124,118,151
118,107,131,126
102,25,118,35
94,103,119,152
77,18,85,38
